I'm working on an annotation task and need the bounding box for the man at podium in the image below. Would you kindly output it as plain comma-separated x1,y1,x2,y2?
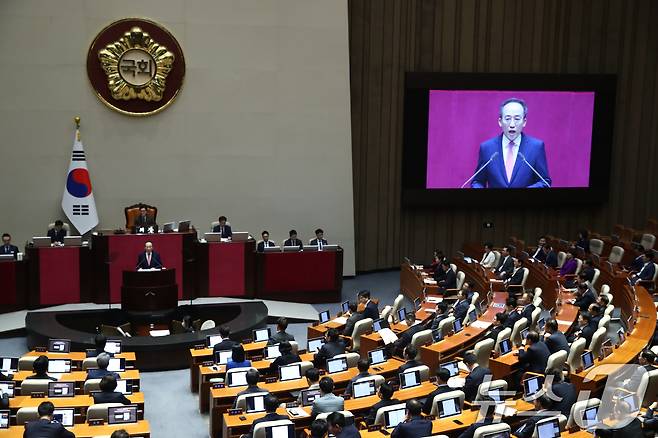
136,241,163,270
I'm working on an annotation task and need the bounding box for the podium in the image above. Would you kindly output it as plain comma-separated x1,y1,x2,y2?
121,269,178,312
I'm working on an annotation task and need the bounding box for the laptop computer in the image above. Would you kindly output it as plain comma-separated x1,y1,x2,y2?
581,350,594,370
300,388,322,406
582,405,600,429
523,375,544,399
177,220,191,232
368,348,386,365
353,379,376,398
440,360,459,377
535,417,560,438
279,363,302,381
326,357,348,374
206,334,223,348
48,338,71,353
322,244,338,251
63,236,82,246
396,308,407,323
0,357,18,373
373,318,389,332
0,410,8,429
498,338,512,355
104,340,122,354
264,246,281,253
48,359,71,373
253,328,271,343
438,397,462,418
399,370,421,389
318,310,331,323
453,319,463,333
341,301,350,313
228,370,249,387
53,408,75,427
48,381,75,397
204,232,222,242
116,379,132,395
162,222,175,233
307,337,325,353
231,232,250,242
107,357,126,372
282,245,301,252
264,345,282,359
0,382,14,398
33,237,52,247
264,423,295,438
384,407,407,428
107,405,138,425
245,393,268,413
214,350,232,365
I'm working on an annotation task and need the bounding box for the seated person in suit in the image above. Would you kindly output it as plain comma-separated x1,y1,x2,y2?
505,258,525,287
212,326,238,354
623,350,657,390
480,242,496,268
516,331,550,374
1,233,18,258
422,367,452,415
597,294,610,309
461,281,475,302
631,251,656,285
545,244,558,268
133,206,156,232
392,399,432,438
451,289,470,323
246,394,287,438
47,220,67,244
514,394,554,438
518,292,535,322
575,229,590,253
310,228,328,248
435,260,456,289
23,401,75,438
311,377,344,418
327,411,360,438
87,334,113,357
93,375,131,405
234,369,268,408
427,301,449,331
503,297,521,329
427,249,444,271
257,230,275,252
545,368,576,417
594,398,643,437
314,328,347,368
365,383,400,425
456,395,497,438
26,355,58,381
342,302,365,336
494,246,514,279
283,229,304,249
268,341,301,374
226,344,251,370
398,345,423,373
581,258,596,283
267,317,295,345
297,367,321,404
343,358,372,397
567,312,595,346
357,290,379,321
87,353,120,381
136,241,163,269
572,280,597,312
588,304,602,329
641,401,658,433
310,419,328,438
486,312,508,342
212,215,232,238
388,311,425,358
530,236,548,262
462,352,491,402
543,319,570,355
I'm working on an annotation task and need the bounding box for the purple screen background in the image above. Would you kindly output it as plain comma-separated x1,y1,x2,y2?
426,90,595,189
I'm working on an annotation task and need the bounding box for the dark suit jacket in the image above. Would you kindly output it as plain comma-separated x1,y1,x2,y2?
531,246,547,262
398,360,423,374
505,309,522,329
545,331,570,355
1,244,18,258
551,382,577,416
463,366,491,401
571,324,594,346
457,417,495,438
257,240,275,252
310,238,328,246
495,255,514,276
581,266,595,282
314,340,347,367
269,353,302,374
422,384,452,414
507,268,525,286
390,323,426,357
453,299,469,323
518,342,551,373
574,289,597,312
365,398,400,425
247,412,288,438
336,424,361,438
136,251,162,269
47,228,67,243
212,224,232,238
545,250,558,268
429,313,449,331
343,371,371,396
471,134,551,188
521,304,535,323
26,373,57,381
363,301,379,321
23,418,75,438
267,331,295,345
343,312,365,336
486,325,506,343
212,339,238,354
86,369,120,381
392,416,432,438
134,215,155,228
283,238,303,249
439,268,457,290
594,418,643,437
93,390,131,405
638,262,656,281
514,412,546,438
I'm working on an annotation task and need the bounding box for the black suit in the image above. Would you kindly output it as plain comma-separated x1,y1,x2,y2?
47,228,67,243
544,331,570,355
136,251,162,269
212,224,232,238
521,304,535,323
422,384,452,414
363,301,379,321
514,411,547,438
506,267,525,286
545,251,558,268
283,238,303,249
531,246,547,262
453,299,469,323
212,339,239,354
389,323,425,357
574,289,597,312
457,417,495,438
428,313,449,331
505,309,522,329
1,244,18,258
551,382,577,416
314,340,347,367
398,360,423,374
257,240,275,252
495,255,513,276
309,238,328,248
365,398,400,425
269,353,302,374
134,215,156,229
343,312,365,336
594,418,643,437
486,325,506,343
581,266,595,282
391,416,432,438
439,268,457,290
23,418,75,438
463,366,491,401
93,390,131,405
570,324,594,346
247,412,288,438
26,373,57,381
518,342,551,374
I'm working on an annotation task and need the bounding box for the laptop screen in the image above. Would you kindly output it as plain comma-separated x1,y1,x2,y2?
0,357,18,373
327,357,348,374
521,328,529,340
53,408,75,427
0,410,8,429
453,319,463,333
438,397,461,418
228,371,249,387
318,311,330,323
499,338,512,355
581,351,594,370
48,382,75,397
413,298,420,310
537,318,546,331
0,383,14,398
104,340,122,354
307,337,325,353
341,301,350,313
399,370,421,389
253,328,271,342
265,345,282,359
385,408,407,428
116,379,132,395
48,339,71,353
620,393,638,413
107,358,126,372
265,423,295,438
397,308,407,323
432,328,443,342
468,309,477,323
300,388,322,406
108,405,138,425
582,406,599,428
245,394,267,413
523,375,544,399
373,318,386,332
279,364,302,381
353,380,376,398
536,417,560,438
617,328,625,344
206,335,223,348
214,350,233,365
440,360,459,377
368,348,386,365
48,359,71,373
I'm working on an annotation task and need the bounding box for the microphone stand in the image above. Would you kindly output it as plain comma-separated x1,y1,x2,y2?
518,152,550,187
460,152,499,188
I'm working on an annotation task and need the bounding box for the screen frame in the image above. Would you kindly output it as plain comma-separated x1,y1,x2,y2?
401,72,616,206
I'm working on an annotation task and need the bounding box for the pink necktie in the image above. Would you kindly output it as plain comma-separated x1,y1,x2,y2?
505,140,515,183
147,253,151,266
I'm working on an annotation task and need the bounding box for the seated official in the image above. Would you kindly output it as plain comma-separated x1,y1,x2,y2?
568,312,595,346
631,251,656,285
504,258,525,287
268,317,296,345
392,400,432,438
545,244,558,268
461,281,475,302
642,402,658,433
257,230,275,252
588,304,602,329
456,396,496,438
343,359,372,397
594,398,643,437
623,350,657,390
427,301,449,331
480,242,496,268
93,375,131,405
136,241,162,269
133,206,156,232
357,290,379,321
435,260,456,289
451,289,470,323
342,302,365,336
514,395,554,438
314,328,347,368
234,369,268,408
573,280,597,312
246,394,287,438
311,377,344,418
398,345,423,373
518,292,535,322
422,367,452,415
26,355,57,381
545,369,576,416
529,236,548,262
47,220,67,244
87,334,114,357
268,341,301,374
1,233,18,258
297,368,321,404
462,352,491,402
283,229,304,249
24,401,75,438
212,215,232,238
212,326,238,354
516,331,550,374
226,344,251,370
327,411,360,438
309,228,328,249
575,229,590,253
543,319,570,355
310,419,329,438
486,312,508,342
87,353,120,381
494,246,514,278
503,297,521,329
426,249,444,271
366,383,400,424
387,312,425,358
581,258,596,283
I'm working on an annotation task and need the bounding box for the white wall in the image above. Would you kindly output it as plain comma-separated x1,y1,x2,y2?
0,0,355,275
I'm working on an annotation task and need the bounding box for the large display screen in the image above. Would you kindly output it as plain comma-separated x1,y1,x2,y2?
402,73,616,205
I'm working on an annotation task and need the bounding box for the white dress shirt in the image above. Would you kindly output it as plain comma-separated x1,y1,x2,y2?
480,251,495,268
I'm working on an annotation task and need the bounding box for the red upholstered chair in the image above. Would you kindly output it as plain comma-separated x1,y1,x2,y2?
124,203,158,231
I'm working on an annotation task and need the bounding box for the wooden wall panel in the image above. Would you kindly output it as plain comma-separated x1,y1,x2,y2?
349,0,658,272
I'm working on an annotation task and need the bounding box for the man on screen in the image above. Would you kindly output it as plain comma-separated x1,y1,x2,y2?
471,98,551,188
136,241,163,269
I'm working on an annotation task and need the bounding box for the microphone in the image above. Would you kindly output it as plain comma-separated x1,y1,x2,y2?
517,152,550,187
460,152,499,188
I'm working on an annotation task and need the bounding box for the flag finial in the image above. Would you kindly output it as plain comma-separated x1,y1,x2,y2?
74,116,81,129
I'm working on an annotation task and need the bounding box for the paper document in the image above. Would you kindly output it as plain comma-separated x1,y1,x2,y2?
286,407,309,418
424,308,436,313
379,328,399,345
149,330,170,337
426,296,442,303
447,377,465,388
423,279,437,285
332,317,348,324
491,303,505,309
555,319,571,326
471,320,491,329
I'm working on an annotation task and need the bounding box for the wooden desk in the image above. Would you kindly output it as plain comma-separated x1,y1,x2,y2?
306,319,346,341
400,262,439,300
0,420,150,437
12,370,141,394
22,351,137,367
